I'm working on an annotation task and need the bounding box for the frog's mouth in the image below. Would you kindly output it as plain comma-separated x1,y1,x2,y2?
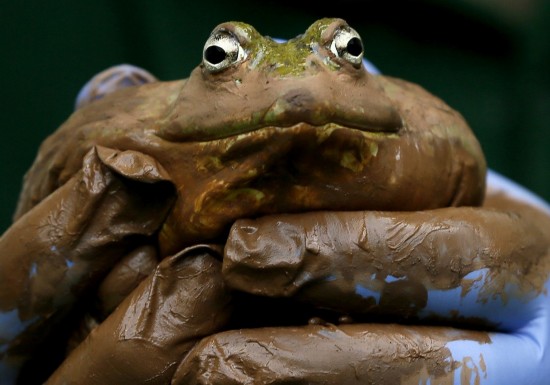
159,71,404,142
160,97,403,143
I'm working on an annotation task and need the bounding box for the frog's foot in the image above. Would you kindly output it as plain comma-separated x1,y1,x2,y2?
75,64,157,109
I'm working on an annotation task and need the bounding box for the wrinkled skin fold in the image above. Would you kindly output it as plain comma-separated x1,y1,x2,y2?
1,18,550,385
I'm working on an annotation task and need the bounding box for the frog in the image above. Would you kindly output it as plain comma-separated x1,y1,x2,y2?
3,17,549,385
11,18,486,258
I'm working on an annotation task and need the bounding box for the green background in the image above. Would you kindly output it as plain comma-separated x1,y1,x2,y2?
1,0,549,234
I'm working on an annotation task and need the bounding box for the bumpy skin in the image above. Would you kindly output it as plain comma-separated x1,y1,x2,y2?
0,18,548,385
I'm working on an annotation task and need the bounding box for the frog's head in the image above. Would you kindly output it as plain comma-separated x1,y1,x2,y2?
159,18,401,141
15,18,486,256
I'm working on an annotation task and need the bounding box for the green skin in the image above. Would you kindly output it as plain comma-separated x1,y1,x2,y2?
15,18,486,256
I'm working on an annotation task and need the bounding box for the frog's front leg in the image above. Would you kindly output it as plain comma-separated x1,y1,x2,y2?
0,146,175,383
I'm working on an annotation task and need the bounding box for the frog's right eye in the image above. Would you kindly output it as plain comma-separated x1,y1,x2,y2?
203,30,246,72
329,26,364,68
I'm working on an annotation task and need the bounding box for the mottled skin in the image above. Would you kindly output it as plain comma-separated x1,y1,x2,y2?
15,18,485,256
1,18,516,385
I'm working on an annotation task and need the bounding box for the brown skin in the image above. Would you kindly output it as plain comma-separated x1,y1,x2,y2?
4,18,546,385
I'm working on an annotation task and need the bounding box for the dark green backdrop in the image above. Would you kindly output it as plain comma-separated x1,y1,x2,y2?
2,0,549,233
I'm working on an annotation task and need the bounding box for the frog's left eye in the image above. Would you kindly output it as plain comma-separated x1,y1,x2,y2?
330,26,364,67
203,30,246,72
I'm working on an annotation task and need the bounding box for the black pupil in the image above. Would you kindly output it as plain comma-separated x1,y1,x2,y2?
346,37,363,56
205,45,226,64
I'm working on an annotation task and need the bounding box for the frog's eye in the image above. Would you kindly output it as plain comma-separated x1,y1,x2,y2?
203,30,246,72
330,26,364,67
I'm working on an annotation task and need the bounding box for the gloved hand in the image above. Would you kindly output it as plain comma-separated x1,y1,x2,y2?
193,171,549,385
38,167,550,385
